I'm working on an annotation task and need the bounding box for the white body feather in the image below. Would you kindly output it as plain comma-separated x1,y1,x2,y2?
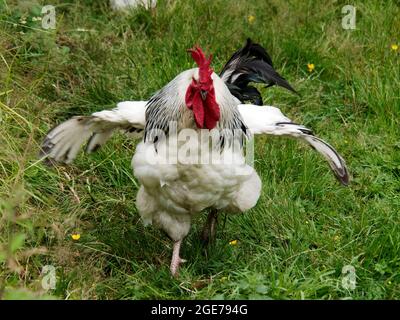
133,139,261,240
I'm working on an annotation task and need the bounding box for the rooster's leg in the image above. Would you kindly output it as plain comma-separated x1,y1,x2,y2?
170,239,186,277
201,209,218,244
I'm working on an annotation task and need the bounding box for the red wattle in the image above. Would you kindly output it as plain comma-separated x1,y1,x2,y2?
192,91,205,128
203,87,220,129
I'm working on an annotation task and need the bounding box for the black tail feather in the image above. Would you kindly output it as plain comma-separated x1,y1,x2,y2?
220,38,297,105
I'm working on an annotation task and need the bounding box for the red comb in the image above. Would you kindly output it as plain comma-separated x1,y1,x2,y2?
187,46,213,83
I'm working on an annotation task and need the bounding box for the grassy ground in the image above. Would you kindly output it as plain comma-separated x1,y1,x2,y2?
0,0,399,300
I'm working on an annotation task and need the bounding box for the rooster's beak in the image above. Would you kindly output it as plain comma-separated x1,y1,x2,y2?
200,90,207,100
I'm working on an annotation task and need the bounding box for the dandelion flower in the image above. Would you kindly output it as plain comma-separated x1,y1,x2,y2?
391,44,398,51
229,239,238,246
307,63,315,73
71,233,81,240
247,15,255,24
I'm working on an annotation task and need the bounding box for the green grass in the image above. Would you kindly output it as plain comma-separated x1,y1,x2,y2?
0,0,399,299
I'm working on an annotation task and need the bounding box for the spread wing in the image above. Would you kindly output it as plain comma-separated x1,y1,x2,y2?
238,104,349,185
40,101,146,164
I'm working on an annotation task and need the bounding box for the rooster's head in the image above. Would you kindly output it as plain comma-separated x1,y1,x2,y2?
185,46,220,130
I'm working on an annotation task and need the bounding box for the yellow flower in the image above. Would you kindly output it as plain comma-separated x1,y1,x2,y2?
71,233,81,240
229,239,238,246
247,15,255,24
220,276,228,282
333,235,341,242
307,63,315,72
391,44,398,51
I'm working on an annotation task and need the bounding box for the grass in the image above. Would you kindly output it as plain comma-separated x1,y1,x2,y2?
0,0,399,299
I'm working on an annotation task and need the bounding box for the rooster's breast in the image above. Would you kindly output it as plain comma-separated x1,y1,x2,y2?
132,139,259,215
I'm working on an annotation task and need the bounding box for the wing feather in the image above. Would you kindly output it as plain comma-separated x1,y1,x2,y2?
238,104,349,185
40,101,147,164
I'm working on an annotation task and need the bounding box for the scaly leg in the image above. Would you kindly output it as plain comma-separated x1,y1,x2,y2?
170,239,186,277
201,209,218,245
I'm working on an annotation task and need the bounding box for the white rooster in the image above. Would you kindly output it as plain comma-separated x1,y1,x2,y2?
41,40,348,276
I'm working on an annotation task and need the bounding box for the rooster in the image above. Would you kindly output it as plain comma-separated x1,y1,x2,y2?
41,41,348,276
